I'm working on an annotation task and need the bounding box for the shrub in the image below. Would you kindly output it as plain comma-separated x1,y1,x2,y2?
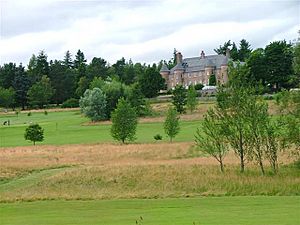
27,112,32,116
154,134,162,141
61,98,79,108
194,83,204,90
44,110,48,115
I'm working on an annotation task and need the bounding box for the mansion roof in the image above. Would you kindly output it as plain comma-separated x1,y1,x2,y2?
161,54,229,74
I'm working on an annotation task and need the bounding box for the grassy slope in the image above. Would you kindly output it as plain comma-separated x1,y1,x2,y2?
0,110,199,147
1,197,299,225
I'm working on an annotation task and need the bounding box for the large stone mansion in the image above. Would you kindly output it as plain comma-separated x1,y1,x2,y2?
160,50,230,89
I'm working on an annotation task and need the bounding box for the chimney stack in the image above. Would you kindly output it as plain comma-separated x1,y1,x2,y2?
176,52,183,64
200,50,205,59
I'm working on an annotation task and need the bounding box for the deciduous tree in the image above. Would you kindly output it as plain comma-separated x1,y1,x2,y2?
172,85,187,114
111,98,137,143
195,109,228,172
24,124,44,145
164,106,180,142
79,88,107,122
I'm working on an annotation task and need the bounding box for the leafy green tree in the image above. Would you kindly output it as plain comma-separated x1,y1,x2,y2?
230,42,239,61
164,106,180,142
265,41,293,90
216,64,253,173
27,75,54,108
209,74,216,86
49,60,76,105
186,85,198,113
76,76,89,98
195,109,228,172
238,39,252,61
112,57,126,81
86,57,109,81
247,96,269,174
24,124,44,145
0,62,17,88
275,90,300,160
214,40,232,55
79,88,107,122
293,43,300,86
172,85,187,114
0,87,15,109
126,83,147,116
111,98,138,143
12,64,30,109
247,48,268,85
123,59,136,85
102,80,127,118
27,54,37,82
89,77,105,90
215,39,252,61
138,66,165,98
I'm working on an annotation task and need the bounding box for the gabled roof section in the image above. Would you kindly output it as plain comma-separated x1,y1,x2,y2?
160,63,170,72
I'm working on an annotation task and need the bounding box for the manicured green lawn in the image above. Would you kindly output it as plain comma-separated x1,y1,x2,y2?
0,110,200,147
0,197,299,225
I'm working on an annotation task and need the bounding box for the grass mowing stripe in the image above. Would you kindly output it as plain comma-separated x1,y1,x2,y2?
0,197,299,225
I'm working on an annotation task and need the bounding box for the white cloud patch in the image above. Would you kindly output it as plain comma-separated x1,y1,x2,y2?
0,0,299,65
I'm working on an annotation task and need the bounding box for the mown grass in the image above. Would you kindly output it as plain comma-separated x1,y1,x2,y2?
1,197,299,225
0,110,201,147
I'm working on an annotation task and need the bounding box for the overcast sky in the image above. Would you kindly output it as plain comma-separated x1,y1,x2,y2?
0,0,299,66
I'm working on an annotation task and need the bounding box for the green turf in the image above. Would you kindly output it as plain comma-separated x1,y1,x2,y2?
0,197,299,225
0,110,200,147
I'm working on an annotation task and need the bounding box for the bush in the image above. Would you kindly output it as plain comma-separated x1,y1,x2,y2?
194,83,204,90
154,134,162,140
27,112,32,116
61,98,79,108
44,110,48,115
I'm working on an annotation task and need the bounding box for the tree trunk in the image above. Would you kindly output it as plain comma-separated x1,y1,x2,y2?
259,159,265,175
240,152,245,173
33,141,35,146
220,160,224,173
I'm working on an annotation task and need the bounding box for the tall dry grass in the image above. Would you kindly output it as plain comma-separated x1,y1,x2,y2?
0,142,299,202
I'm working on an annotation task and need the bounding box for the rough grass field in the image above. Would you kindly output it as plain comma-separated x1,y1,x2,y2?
0,143,299,202
1,197,299,225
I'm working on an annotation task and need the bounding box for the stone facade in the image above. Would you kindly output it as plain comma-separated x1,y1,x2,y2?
160,50,230,89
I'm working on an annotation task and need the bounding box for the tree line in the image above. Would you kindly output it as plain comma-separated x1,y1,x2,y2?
1,38,299,113
0,50,165,110
215,39,299,91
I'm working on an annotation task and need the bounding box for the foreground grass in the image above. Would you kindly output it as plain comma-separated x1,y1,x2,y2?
1,197,299,225
0,110,200,147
